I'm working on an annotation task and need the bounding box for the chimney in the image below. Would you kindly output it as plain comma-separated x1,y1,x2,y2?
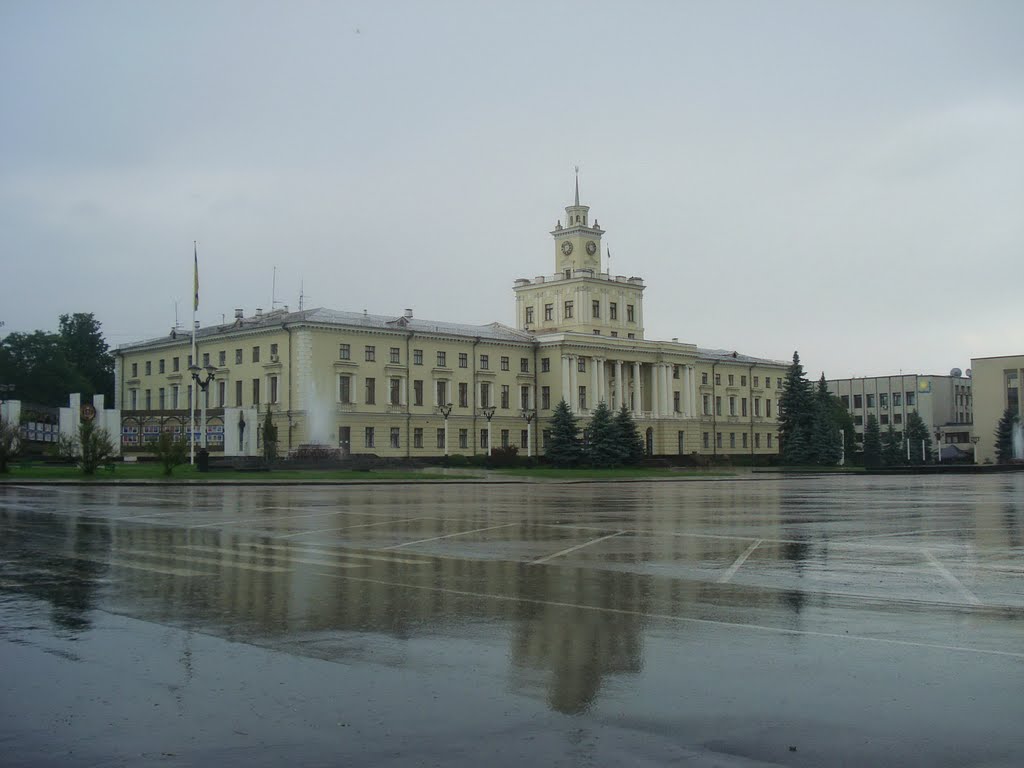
404,308,413,319
234,308,244,319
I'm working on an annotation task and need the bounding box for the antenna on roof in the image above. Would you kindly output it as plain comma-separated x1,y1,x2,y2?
299,280,305,311
272,266,284,309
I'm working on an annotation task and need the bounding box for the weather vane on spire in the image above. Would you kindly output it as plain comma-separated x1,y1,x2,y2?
574,165,580,206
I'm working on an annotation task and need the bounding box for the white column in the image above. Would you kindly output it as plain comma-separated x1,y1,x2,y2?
614,360,623,410
561,355,571,410
652,363,661,417
689,366,696,418
680,366,689,416
351,374,359,405
632,361,641,414
526,420,533,457
664,364,672,415
400,376,407,406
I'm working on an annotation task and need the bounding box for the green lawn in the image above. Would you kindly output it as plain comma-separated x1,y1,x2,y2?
490,467,735,479
0,462,472,482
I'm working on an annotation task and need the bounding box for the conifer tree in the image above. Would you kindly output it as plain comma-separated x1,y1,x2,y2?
994,407,1019,464
546,399,582,467
779,351,815,464
863,414,882,469
586,401,622,467
613,403,646,466
881,423,905,467
810,374,841,465
904,411,932,464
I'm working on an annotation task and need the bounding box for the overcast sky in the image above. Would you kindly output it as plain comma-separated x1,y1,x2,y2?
2,1,1021,379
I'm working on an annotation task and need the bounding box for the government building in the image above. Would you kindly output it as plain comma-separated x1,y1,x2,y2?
114,182,788,459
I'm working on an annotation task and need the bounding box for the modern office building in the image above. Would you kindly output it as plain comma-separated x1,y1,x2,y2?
970,354,1023,464
825,372,973,455
114,183,788,458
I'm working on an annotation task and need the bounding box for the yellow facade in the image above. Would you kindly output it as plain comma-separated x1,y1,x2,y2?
115,184,787,458
970,354,1024,463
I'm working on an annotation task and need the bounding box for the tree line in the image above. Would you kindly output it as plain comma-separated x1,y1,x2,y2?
777,351,855,466
546,400,646,468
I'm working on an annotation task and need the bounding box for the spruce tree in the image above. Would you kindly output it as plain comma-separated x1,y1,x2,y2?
863,414,882,469
546,399,582,467
810,374,841,465
881,423,905,467
779,351,815,464
994,407,1019,463
586,402,622,467
904,411,932,465
613,403,646,466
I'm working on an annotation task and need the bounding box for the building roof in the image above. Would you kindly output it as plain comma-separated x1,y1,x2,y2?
697,348,788,367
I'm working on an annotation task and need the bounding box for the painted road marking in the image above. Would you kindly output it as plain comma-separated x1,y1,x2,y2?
923,549,982,606
383,522,518,550
532,531,626,565
278,515,425,539
54,552,214,578
190,541,434,566
718,539,763,583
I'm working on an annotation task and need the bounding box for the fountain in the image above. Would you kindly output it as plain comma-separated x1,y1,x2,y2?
291,379,341,461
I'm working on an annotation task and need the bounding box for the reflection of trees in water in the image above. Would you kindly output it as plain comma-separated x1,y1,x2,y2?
0,513,110,633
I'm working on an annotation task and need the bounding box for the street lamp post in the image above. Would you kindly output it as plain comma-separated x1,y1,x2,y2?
0,383,14,423
971,435,980,465
438,403,453,457
521,408,536,458
481,405,496,456
935,427,943,464
189,364,217,462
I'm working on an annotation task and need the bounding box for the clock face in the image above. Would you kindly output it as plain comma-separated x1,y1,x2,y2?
586,241,597,256
561,241,573,256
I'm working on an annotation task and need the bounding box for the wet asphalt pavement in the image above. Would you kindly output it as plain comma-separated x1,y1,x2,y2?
1,474,1023,767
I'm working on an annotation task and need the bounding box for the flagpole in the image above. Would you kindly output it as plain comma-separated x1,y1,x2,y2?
190,241,197,465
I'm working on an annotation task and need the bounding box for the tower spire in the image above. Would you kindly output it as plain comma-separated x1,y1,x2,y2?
574,165,580,206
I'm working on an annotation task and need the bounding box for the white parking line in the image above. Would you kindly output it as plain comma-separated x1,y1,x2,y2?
924,549,982,606
278,515,424,539
718,539,763,583
383,522,517,550
532,531,626,565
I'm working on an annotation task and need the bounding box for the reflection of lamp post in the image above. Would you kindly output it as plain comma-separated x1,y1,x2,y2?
971,435,980,465
934,427,943,463
438,403,453,456
481,405,496,455
521,408,536,458
189,364,217,461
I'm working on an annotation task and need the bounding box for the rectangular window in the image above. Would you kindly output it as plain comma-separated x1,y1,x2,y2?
173,357,180,372
741,397,748,417
459,429,468,449
437,351,447,367
754,398,762,416
854,415,863,426
742,432,748,448
216,351,224,367
500,356,509,371
894,413,903,424
755,433,761,448
218,380,226,406
414,428,423,448
714,373,721,385
542,386,551,410
544,304,553,321
525,306,534,324
627,304,635,322
673,366,680,379
145,361,152,375
480,429,489,449
866,393,876,408
252,346,260,363
702,432,709,449
130,389,138,410
459,382,468,408
767,434,773,448
541,357,550,372
592,300,600,318
390,378,401,405
766,399,772,417
390,428,400,449
414,380,424,406
251,378,261,405
674,392,680,412
703,394,710,415
171,385,179,409
480,382,491,408
390,347,401,364
365,346,375,362
365,378,376,405
364,427,374,448
729,433,736,448
158,388,165,409
906,391,916,406
564,301,574,319
437,428,445,449
579,386,587,411
520,430,529,449
202,353,210,368
501,385,510,409
158,359,165,374
880,414,889,425
500,429,510,448
236,380,243,406
741,375,747,386
459,353,468,368
235,349,243,364
339,344,350,360
339,376,351,404
715,396,722,416
520,357,529,373
479,354,489,370
413,349,423,365
716,432,722,448
840,394,849,408
145,389,151,409
893,392,902,406
702,372,708,385
729,396,737,416
753,376,759,387
270,343,278,358
879,392,888,407
577,357,586,373
435,380,446,407
521,385,530,410
853,394,863,409
728,374,735,386
269,376,278,404
132,362,138,377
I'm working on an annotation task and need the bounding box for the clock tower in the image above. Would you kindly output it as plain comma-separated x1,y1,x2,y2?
551,172,604,275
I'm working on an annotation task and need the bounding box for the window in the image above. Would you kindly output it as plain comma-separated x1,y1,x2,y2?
609,302,617,320
840,394,849,408
702,372,708,385
703,432,709,449
132,362,138,377
219,380,227,406
414,428,423,448
364,427,375,448
627,304,635,322
766,399,772,417
252,346,261,363
854,415,863,426
459,429,468,449
390,347,401,364
270,343,278,358
893,392,902,406
499,429,509,448
480,382,491,408
171,385,179,409
145,361,152,375
520,430,529,450
673,392,680,412
520,357,529,373
413,349,423,365
478,354,488,370
202,353,210,368
879,392,888,408
853,394,863,409
579,386,587,411
728,374,734,386
729,396,736,416
437,351,447,367
881,414,889,425
252,379,260,405
730,433,736,448
215,351,224,367
755,433,761,448
541,357,550,372
753,376,759,387
906,391,915,406
741,375,747,386
158,388,165,409
501,385,510,409
544,304,553,321
173,357,180,372
158,359,165,374
235,349,243,364
339,376,352,403
414,380,423,406
894,413,903,424
627,333,635,339
542,386,551,410
767,434,773,448
390,378,401,405
480,429,489,449
459,353,468,368
521,386,530,410
673,366,680,379
525,306,534,324
145,389,151,409
500,356,509,371
714,373,721,385
236,380,243,406
592,300,600,318
365,378,376,405
578,358,586,373
365,346,375,362
435,380,446,406
390,428,400,449
564,301,574,319
339,344,350,360
742,433,748,448
703,394,710,415
715,396,722,416
459,382,468,407
866,393,876,408
436,428,445,449
741,397,748,417
754,398,762,416
716,432,722,448
130,390,138,410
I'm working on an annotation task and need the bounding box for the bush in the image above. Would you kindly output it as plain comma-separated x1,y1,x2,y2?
0,418,21,473
154,430,188,476
487,445,519,468
77,421,115,475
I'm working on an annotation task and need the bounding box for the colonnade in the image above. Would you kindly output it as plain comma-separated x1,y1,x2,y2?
560,355,698,417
